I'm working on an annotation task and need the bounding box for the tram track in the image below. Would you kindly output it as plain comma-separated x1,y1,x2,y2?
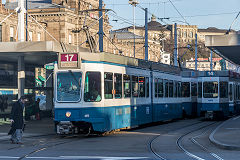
176,121,224,160
17,135,82,160
149,120,204,160
148,119,225,160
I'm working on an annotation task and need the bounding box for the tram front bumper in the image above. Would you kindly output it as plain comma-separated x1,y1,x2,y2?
57,121,74,134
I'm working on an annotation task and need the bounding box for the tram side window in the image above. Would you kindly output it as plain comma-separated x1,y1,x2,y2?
164,80,169,97
198,82,202,98
155,79,158,97
114,73,122,99
84,72,101,102
220,82,228,98
104,72,113,99
146,77,149,97
229,84,233,101
174,81,177,97
191,82,197,97
177,82,181,97
182,82,190,97
203,82,218,98
132,76,139,97
169,81,173,97
123,74,131,98
139,76,145,97
158,79,164,97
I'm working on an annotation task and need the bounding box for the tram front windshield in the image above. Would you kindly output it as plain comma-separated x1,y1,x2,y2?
203,81,218,98
57,72,82,102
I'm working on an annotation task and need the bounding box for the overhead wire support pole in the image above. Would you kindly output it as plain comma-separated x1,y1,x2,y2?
195,33,198,70
129,0,139,58
174,23,178,66
99,0,103,52
210,50,213,71
144,8,148,61
26,0,28,41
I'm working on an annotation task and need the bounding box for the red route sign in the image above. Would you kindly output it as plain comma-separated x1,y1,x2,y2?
59,53,80,68
61,53,78,62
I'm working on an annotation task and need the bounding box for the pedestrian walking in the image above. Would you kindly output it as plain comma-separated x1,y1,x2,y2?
9,96,28,144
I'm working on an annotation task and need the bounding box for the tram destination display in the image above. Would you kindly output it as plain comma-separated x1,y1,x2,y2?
59,53,81,69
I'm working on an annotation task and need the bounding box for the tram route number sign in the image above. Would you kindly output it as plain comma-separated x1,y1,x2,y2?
59,53,80,68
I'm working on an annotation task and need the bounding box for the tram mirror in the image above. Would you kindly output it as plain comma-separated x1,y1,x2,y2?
58,53,81,69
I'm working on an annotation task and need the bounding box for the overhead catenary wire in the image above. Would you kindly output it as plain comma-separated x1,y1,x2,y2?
168,0,189,25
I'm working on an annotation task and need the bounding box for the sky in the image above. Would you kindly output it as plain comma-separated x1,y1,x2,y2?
105,0,240,31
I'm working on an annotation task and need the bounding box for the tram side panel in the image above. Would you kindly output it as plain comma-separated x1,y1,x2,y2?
152,72,182,122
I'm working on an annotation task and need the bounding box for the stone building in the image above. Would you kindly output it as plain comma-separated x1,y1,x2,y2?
0,0,113,52
111,14,236,67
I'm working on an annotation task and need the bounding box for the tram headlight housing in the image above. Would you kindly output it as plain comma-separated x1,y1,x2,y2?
66,111,71,118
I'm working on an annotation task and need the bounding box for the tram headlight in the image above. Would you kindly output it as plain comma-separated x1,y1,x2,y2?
66,111,71,118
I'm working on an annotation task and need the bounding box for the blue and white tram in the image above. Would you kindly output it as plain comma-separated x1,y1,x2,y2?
199,71,230,119
54,52,186,134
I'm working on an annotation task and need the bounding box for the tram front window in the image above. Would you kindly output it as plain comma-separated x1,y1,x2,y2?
57,72,82,102
203,82,218,98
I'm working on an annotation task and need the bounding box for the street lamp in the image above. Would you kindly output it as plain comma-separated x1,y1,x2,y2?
129,0,139,58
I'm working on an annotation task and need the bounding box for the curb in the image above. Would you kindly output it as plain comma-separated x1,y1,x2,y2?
209,116,240,150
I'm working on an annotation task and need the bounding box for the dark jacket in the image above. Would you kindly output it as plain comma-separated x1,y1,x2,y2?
10,100,24,129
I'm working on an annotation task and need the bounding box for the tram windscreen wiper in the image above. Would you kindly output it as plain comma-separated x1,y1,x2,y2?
68,70,81,88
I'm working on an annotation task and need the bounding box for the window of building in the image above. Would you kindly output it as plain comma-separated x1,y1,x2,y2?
29,31,33,41
183,31,187,38
84,72,101,102
189,31,193,38
104,72,113,99
37,33,41,41
69,34,72,44
0,25,2,42
123,74,131,98
132,76,138,97
10,27,14,42
114,73,122,98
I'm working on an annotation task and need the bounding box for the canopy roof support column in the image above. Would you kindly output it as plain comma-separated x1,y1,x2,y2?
18,56,25,99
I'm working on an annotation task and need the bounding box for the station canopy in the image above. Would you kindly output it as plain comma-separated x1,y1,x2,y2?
0,41,89,65
205,34,240,65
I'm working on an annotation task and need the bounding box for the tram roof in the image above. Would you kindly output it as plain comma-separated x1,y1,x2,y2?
78,52,192,75
205,34,240,65
0,41,89,65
